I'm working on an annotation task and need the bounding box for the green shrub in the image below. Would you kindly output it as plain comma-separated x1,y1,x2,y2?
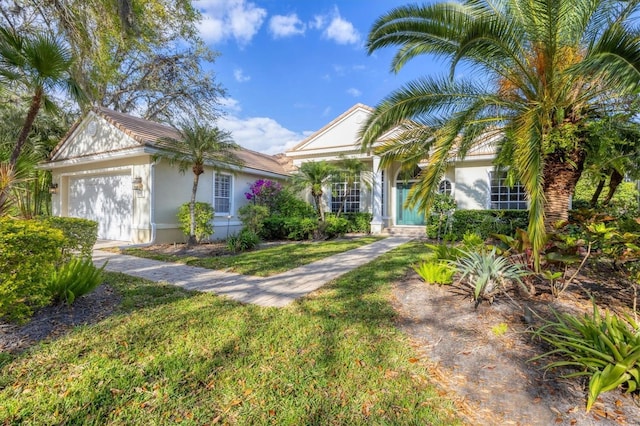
0,218,65,322
413,260,454,284
273,188,316,218
425,242,463,261
429,210,529,240
238,204,269,235
177,202,214,242
227,229,260,253
284,217,318,240
45,216,98,260
344,212,372,233
261,215,287,240
321,215,350,238
48,257,106,304
531,302,640,412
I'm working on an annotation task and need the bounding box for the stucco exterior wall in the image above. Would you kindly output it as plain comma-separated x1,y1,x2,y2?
453,160,493,210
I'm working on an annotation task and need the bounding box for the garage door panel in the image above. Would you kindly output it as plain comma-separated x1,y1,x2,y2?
69,174,132,241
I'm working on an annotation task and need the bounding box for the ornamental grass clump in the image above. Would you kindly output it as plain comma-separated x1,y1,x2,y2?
48,257,106,304
413,260,455,285
531,302,640,412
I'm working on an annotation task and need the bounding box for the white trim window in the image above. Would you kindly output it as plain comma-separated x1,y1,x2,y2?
331,176,361,214
438,179,452,196
214,172,232,215
489,170,527,210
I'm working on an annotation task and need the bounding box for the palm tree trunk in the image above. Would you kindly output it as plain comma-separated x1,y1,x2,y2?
603,169,624,206
10,88,43,169
188,172,200,246
0,89,43,214
542,148,586,229
314,194,325,221
590,178,606,207
336,186,350,218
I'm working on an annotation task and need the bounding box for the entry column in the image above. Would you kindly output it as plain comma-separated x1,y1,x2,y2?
370,155,383,234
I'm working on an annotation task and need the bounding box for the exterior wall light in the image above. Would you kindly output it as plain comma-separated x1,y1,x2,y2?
49,183,59,194
132,177,143,191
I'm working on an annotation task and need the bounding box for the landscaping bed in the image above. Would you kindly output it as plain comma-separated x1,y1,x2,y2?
393,259,640,425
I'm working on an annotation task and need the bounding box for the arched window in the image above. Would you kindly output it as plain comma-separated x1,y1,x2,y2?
438,179,452,196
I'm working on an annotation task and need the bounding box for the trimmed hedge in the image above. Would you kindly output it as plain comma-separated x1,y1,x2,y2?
45,216,98,260
0,218,65,322
427,210,529,240
343,212,372,233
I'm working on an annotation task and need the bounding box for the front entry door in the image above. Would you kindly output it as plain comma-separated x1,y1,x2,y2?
396,182,425,225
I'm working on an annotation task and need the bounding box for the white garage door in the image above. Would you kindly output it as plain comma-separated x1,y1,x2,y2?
69,174,132,241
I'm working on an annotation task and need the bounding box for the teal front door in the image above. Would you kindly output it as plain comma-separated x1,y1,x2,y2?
396,182,425,225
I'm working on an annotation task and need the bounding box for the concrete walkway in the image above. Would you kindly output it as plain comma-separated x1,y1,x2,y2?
93,237,411,308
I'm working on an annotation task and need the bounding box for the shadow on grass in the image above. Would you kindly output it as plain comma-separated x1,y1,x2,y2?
0,242,459,425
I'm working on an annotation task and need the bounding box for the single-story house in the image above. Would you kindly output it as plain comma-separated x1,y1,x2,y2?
42,104,524,243
285,103,525,233
41,107,291,243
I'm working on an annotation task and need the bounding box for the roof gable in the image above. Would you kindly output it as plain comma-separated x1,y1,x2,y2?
49,107,288,176
288,104,374,154
50,110,144,161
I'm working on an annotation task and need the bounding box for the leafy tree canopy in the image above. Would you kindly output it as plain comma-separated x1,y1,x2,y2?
1,0,224,124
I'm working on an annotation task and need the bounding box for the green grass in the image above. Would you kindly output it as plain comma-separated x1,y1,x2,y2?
0,241,460,425
122,237,383,277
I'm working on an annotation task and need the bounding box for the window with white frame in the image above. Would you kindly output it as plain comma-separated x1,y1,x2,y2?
490,170,527,210
331,175,360,214
439,179,452,196
214,173,232,214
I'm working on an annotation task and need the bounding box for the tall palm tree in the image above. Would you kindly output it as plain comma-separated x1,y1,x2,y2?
290,161,336,221
159,122,243,245
360,0,640,264
0,27,85,212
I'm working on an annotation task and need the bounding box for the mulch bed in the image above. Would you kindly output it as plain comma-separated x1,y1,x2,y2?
392,264,640,425
0,284,121,354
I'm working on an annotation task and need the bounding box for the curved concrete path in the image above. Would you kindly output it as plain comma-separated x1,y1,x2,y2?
93,237,410,308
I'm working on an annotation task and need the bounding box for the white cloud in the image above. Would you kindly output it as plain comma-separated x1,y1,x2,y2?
311,7,360,45
219,97,242,113
196,0,267,46
309,15,325,30
347,88,362,97
325,15,360,45
233,68,251,82
269,14,306,38
219,115,307,154
322,106,332,116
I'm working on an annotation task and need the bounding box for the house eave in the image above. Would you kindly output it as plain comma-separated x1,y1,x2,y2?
38,146,148,170
142,146,290,179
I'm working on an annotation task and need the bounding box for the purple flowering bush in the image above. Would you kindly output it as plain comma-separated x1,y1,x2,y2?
245,179,283,210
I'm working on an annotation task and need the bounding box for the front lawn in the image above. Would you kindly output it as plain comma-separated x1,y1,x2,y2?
121,236,383,276
0,241,460,425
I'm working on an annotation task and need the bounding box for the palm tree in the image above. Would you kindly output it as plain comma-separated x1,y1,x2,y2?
360,0,640,264
333,156,371,217
159,122,243,246
290,161,336,221
0,27,85,212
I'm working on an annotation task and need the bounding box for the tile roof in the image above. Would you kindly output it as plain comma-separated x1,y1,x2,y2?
88,107,289,176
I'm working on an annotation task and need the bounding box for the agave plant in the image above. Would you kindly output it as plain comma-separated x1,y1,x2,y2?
452,249,529,306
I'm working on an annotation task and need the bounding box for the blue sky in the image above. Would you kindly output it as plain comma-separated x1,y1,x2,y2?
195,0,441,154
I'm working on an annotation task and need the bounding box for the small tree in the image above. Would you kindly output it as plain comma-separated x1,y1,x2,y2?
0,27,85,212
290,161,335,221
159,122,243,245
